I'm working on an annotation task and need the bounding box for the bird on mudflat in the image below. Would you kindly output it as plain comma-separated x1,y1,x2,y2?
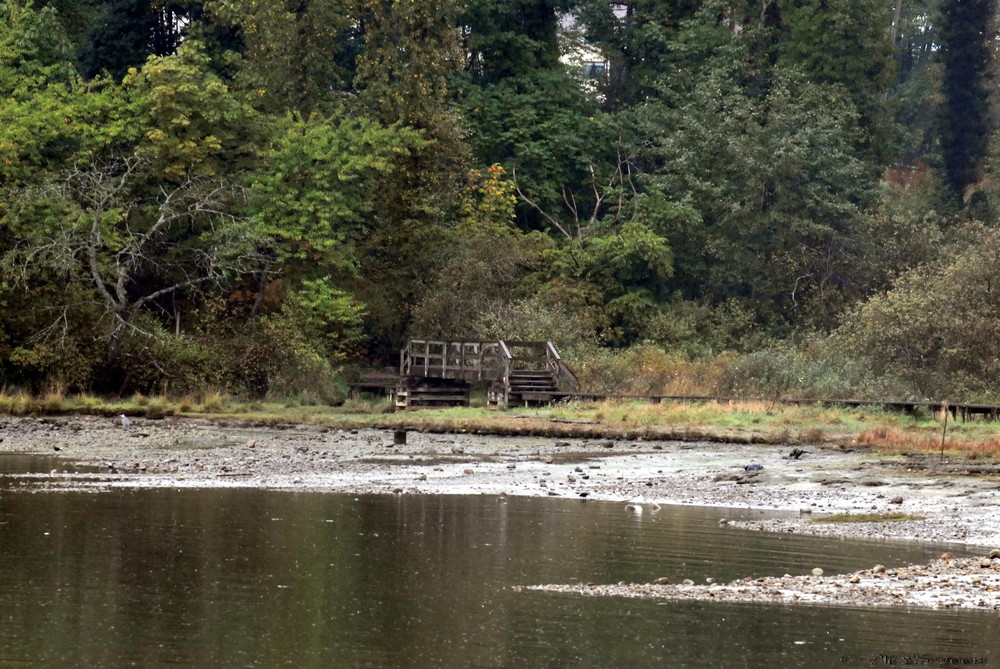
120,414,131,429
787,448,808,460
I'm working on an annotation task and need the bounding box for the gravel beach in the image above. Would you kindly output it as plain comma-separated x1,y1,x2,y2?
3,414,999,610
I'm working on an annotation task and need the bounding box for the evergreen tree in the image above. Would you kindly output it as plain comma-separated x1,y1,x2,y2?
936,0,993,202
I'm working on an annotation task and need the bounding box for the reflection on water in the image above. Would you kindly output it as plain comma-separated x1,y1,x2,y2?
0,457,996,668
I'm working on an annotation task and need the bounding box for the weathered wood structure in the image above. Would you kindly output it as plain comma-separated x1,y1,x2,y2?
347,339,1000,422
392,339,578,409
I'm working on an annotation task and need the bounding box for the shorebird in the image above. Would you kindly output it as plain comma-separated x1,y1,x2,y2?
120,414,131,429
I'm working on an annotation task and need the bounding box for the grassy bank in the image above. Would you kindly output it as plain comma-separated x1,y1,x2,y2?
3,390,1000,460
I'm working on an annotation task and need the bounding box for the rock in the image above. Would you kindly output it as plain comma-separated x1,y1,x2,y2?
463,468,475,475
652,577,670,585
980,558,993,568
246,439,256,448
682,579,694,586
578,492,589,498
554,441,571,447
417,473,427,481
889,496,904,504
812,568,824,576
567,475,576,483
940,553,951,561
850,575,861,584
601,441,614,449
873,564,886,573
392,487,404,494
990,549,1000,559
744,463,764,472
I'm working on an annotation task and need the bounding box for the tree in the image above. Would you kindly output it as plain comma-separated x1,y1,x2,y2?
350,0,470,353
936,0,993,202
777,0,896,161
832,225,1000,399
122,38,259,180
639,64,875,328
460,0,569,84
78,0,199,80
3,156,265,389
575,0,703,108
205,0,355,115
245,112,424,320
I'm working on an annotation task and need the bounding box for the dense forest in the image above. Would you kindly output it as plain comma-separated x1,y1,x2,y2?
1,0,999,402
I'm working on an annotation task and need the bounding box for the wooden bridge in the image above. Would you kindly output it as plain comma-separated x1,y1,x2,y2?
391,339,578,409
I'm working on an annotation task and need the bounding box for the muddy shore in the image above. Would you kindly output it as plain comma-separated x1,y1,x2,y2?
3,414,999,610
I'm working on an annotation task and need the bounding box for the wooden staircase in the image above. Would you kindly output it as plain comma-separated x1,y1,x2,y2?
506,370,559,406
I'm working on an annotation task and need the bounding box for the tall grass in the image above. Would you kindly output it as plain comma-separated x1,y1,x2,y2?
573,344,732,396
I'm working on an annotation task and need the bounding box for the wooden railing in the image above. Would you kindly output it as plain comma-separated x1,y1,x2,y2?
399,338,576,390
545,341,579,392
399,339,505,381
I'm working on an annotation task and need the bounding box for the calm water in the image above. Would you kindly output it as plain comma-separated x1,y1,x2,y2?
0,455,996,668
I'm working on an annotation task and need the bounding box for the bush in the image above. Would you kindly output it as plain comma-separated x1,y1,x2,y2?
829,224,1000,401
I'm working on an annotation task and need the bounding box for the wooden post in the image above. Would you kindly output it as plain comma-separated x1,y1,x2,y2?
940,401,949,463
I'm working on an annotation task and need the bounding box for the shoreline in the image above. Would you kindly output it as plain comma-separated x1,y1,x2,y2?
4,414,1000,611
3,414,998,545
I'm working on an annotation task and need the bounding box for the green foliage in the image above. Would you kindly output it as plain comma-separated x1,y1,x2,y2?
124,39,259,179
206,0,355,114
284,277,365,359
410,165,549,339
353,0,462,127
0,1,76,93
460,0,567,83
250,112,424,268
640,64,876,327
721,341,891,400
831,225,1000,400
777,0,896,159
459,70,606,217
1,0,998,405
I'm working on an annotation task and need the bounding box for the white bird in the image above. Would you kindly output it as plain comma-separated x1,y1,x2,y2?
120,414,131,429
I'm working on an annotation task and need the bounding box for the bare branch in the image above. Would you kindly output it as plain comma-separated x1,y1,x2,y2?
513,168,575,240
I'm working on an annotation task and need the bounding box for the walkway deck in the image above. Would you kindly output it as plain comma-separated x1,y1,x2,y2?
348,338,1000,420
